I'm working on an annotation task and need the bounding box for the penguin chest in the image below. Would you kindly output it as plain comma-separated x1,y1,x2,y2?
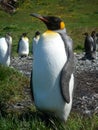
33,33,67,110
0,38,10,66
19,39,29,54
0,38,8,57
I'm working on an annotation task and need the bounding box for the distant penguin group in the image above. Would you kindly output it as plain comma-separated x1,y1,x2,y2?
30,13,74,122
0,33,12,66
0,32,30,66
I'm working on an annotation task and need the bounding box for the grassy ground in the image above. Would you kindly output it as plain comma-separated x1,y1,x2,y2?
0,66,97,130
0,65,30,115
0,0,98,129
0,0,98,55
1,113,98,130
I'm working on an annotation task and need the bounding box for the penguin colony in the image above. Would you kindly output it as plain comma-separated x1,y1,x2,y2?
30,13,74,122
0,33,12,66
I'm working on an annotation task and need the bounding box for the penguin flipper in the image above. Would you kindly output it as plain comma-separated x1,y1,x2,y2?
5,38,12,56
17,42,19,53
8,42,12,56
17,37,22,53
30,70,34,101
60,54,74,103
59,33,74,103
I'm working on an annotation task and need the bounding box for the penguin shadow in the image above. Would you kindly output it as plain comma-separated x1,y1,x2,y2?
78,51,96,61
79,55,95,61
18,110,65,130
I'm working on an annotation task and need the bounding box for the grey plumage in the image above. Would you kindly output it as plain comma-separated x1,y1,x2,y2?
58,30,74,103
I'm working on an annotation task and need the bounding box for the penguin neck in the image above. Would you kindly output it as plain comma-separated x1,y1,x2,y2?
22,37,29,42
45,28,66,34
54,28,66,34
5,36,12,45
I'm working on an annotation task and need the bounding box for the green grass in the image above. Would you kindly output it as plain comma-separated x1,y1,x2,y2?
0,111,98,130
0,0,98,129
0,65,30,116
0,0,98,54
0,65,98,130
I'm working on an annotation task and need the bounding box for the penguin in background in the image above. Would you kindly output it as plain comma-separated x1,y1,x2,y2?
30,13,74,122
91,31,97,59
0,33,12,66
17,33,29,58
91,31,97,51
96,33,98,51
82,32,94,60
32,31,40,55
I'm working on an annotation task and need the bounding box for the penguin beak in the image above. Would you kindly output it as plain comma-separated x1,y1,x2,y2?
30,13,48,23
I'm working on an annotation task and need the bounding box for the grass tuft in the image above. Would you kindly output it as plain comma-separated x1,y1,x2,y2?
0,65,30,116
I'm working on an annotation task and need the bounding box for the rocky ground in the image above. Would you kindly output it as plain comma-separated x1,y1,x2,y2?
73,53,98,116
10,53,98,116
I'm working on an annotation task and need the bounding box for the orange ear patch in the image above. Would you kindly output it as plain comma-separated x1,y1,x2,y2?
60,22,65,29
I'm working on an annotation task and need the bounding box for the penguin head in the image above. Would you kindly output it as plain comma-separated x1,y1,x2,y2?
5,33,12,44
22,33,28,37
30,13,65,30
91,31,96,37
83,32,89,36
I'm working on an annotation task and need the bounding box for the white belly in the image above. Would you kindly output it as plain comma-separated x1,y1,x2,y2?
18,40,29,55
0,38,10,66
33,32,67,108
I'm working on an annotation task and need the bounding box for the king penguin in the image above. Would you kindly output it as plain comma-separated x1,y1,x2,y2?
83,32,94,60
32,31,40,55
30,13,74,122
17,33,29,57
0,33,12,66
